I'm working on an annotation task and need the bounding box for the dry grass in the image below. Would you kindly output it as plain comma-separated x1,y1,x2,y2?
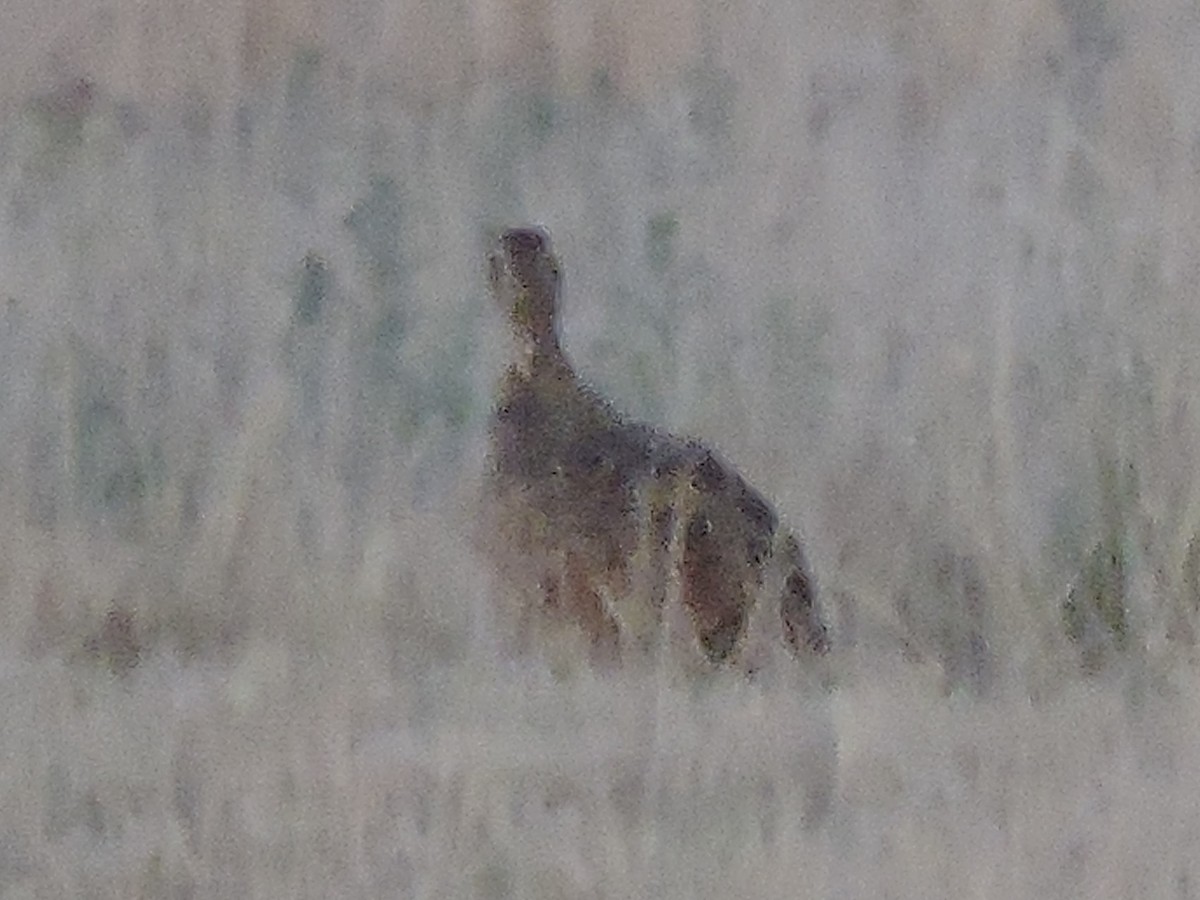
5,641,1198,898
2,0,1200,896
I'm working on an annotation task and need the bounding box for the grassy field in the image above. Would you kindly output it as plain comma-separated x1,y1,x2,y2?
2,0,1200,896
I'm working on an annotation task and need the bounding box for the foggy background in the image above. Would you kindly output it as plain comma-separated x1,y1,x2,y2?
1,0,1199,896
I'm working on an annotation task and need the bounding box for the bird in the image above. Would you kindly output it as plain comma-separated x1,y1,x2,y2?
475,225,828,673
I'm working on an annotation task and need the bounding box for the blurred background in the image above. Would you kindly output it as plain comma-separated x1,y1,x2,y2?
2,0,1199,897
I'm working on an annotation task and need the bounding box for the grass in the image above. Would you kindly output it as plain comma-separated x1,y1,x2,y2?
1,0,1200,896
5,642,1198,898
